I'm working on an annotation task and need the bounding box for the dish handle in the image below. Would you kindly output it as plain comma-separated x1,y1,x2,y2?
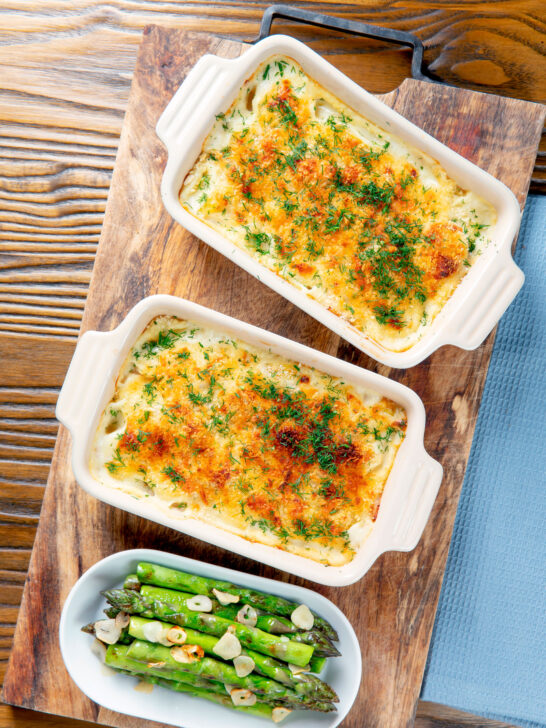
445,255,524,350
156,53,233,152
389,454,443,551
56,330,119,433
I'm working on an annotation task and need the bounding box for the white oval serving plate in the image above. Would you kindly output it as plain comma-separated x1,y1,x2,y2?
156,34,523,369
56,294,443,587
59,548,362,728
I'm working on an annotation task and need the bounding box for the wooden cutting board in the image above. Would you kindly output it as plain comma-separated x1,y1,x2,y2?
2,25,544,728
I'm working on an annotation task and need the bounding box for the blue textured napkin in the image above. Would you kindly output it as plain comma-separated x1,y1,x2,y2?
421,194,546,727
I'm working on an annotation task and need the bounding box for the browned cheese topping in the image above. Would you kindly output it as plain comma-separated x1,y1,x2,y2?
92,317,407,565
180,56,496,352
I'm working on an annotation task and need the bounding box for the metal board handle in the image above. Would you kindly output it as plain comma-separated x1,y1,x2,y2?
256,4,435,83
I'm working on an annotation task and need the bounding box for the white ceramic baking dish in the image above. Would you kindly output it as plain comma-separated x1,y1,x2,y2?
156,34,523,369
56,294,442,586
59,548,362,728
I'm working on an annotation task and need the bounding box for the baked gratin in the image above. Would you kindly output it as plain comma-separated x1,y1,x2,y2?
91,316,407,565
180,56,496,352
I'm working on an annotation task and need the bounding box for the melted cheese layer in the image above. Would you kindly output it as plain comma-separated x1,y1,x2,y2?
91,316,407,565
180,55,496,352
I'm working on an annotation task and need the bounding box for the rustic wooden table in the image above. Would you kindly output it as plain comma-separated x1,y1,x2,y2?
0,2,544,728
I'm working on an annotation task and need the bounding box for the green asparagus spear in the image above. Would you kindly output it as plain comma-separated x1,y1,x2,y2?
103,588,313,667
139,585,338,658
140,677,279,719
107,650,293,722
123,573,141,591
106,643,227,694
108,643,329,714
309,655,327,674
136,562,338,642
212,604,294,634
209,601,340,657
138,679,272,718
124,640,334,712
128,616,338,703
226,609,293,635
290,630,339,657
106,645,294,720
132,675,278,720
248,654,338,703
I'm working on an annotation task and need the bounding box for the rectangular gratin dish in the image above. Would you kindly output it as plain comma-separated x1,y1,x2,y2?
157,34,523,369
56,295,442,587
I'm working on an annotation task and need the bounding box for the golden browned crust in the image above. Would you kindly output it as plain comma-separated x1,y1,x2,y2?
92,317,407,564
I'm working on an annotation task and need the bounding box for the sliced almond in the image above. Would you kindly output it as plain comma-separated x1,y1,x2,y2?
146,661,166,668
272,707,292,723
290,604,314,630
233,655,255,677
115,611,130,629
212,631,241,660
236,604,257,628
186,595,213,612
288,662,309,674
94,618,122,645
212,588,240,606
230,688,257,707
171,644,204,664
166,626,187,645
224,683,236,695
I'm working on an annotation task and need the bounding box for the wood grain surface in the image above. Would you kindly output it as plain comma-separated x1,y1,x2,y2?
2,22,544,728
1,4,545,728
